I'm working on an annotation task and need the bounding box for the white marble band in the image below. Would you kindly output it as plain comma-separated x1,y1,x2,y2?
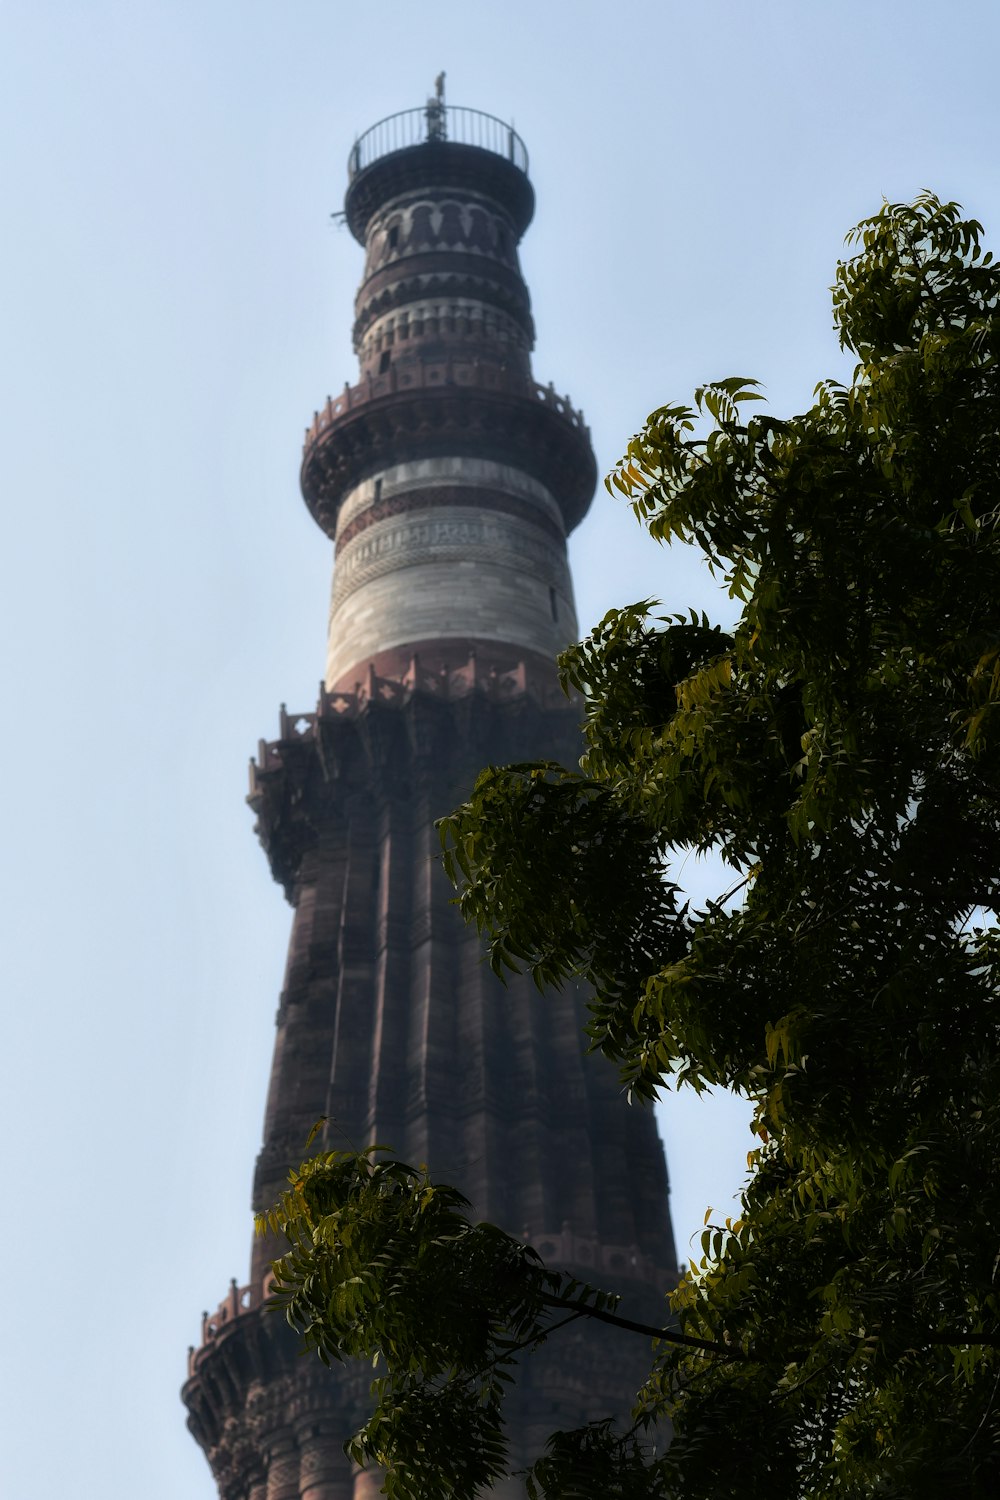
325,457,578,689
336,456,564,534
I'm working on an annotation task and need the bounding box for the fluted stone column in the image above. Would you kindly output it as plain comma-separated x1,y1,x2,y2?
352,1470,384,1500
261,1421,301,1500
297,1424,354,1500
184,95,677,1498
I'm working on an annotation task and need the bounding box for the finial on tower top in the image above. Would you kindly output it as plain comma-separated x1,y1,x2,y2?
426,71,446,141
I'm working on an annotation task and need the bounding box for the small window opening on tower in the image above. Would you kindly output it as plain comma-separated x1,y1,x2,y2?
549,586,559,622
379,349,391,373
374,477,383,501
388,225,399,250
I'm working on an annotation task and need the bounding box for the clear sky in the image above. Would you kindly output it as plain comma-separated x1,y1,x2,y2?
2,2,997,1495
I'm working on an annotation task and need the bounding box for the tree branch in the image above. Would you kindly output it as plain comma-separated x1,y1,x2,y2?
541,1293,748,1361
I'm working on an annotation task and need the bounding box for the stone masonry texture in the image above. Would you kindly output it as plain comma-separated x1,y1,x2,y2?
183,97,678,1499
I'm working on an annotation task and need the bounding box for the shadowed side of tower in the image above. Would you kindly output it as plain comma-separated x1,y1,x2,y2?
183,94,678,1500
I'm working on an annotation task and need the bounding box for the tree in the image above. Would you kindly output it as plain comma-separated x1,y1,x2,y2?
260,194,1000,1497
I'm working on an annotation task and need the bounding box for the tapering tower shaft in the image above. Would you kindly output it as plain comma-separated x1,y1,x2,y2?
300,105,594,696
184,98,677,1500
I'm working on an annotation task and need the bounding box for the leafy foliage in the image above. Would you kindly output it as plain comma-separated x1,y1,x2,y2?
258,1149,644,1499
264,195,1000,1495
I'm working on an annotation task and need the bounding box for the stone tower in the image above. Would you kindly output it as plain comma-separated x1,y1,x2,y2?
183,90,678,1499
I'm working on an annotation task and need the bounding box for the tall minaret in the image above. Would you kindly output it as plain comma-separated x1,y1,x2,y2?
184,92,677,1500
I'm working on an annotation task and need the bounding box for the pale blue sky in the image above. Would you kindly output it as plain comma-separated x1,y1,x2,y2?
2,2,997,1495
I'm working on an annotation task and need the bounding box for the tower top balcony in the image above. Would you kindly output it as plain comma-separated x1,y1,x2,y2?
344,102,534,244
349,104,529,177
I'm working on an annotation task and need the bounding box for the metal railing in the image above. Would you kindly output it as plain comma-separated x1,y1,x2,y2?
349,105,528,179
